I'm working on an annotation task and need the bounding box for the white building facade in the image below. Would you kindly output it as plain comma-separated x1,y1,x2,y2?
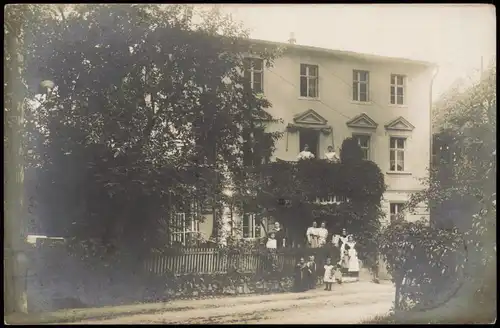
173,39,438,245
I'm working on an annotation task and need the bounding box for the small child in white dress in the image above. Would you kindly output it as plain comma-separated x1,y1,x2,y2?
323,258,335,291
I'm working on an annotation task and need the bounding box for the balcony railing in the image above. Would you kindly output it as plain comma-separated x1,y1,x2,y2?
314,195,350,205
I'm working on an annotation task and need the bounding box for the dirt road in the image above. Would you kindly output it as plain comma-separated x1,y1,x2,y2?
77,282,395,324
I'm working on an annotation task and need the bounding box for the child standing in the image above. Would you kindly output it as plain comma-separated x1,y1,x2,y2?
306,255,317,290
323,258,335,291
334,261,343,284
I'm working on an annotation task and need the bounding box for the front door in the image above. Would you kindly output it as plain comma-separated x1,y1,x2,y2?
299,129,320,157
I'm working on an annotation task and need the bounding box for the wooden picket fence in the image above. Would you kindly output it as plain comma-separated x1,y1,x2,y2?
144,248,297,276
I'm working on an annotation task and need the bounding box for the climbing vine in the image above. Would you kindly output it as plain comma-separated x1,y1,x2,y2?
232,137,386,270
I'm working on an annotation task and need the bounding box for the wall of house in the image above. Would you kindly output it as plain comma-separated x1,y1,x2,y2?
260,50,434,223
199,213,214,241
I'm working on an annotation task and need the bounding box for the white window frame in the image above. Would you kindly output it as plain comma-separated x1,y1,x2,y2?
244,58,264,93
353,134,371,160
390,203,405,222
315,195,350,205
390,74,406,105
171,212,200,246
242,213,265,239
353,70,370,102
300,64,319,98
389,137,406,172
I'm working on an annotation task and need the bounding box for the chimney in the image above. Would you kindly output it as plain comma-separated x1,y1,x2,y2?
288,32,296,45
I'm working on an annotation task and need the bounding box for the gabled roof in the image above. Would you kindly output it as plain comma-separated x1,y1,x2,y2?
346,113,378,129
384,116,415,131
293,109,328,125
248,39,436,68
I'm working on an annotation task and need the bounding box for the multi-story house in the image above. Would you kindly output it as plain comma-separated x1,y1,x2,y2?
172,37,438,245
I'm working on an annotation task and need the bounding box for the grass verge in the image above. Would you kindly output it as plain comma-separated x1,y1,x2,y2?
363,309,496,324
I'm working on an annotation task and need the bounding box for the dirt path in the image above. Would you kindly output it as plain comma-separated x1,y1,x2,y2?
77,282,395,324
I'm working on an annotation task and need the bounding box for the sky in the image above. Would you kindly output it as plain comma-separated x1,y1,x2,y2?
215,4,496,101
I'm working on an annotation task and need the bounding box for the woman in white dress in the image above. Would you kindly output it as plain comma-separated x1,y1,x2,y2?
317,222,328,247
298,144,315,160
342,235,360,280
306,221,320,248
324,145,340,163
323,258,335,291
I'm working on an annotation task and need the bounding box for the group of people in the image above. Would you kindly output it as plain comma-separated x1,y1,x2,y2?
294,224,360,292
297,144,340,162
261,220,361,292
335,228,361,280
294,256,342,292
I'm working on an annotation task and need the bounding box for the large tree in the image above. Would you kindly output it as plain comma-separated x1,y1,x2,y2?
4,4,62,315
396,63,497,320
23,4,281,253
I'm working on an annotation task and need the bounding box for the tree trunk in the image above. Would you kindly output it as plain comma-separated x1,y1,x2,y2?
4,22,28,316
394,274,402,311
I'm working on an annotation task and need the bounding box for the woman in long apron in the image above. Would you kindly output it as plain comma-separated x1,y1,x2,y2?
345,235,360,280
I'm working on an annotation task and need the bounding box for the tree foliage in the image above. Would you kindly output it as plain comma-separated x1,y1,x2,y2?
408,64,496,230
339,136,364,164
382,64,496,317
20,4,282,254
379,220,467,311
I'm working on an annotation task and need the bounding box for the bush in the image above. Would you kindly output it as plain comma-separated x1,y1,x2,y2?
379,219,467,311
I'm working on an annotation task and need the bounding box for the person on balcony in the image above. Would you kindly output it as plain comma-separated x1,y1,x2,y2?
306,221,320,248
297,144,315,160
324,145,340,163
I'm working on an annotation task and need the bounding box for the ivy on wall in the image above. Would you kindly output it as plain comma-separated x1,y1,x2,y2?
232,137,387,269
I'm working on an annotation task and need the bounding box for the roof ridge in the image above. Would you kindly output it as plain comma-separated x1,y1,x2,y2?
248,38,436,67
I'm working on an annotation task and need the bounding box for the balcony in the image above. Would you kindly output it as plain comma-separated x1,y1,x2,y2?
314,195,350,205
258,156,385,207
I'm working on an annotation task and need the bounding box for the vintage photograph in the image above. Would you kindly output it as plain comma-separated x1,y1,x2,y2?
4,3,496,324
